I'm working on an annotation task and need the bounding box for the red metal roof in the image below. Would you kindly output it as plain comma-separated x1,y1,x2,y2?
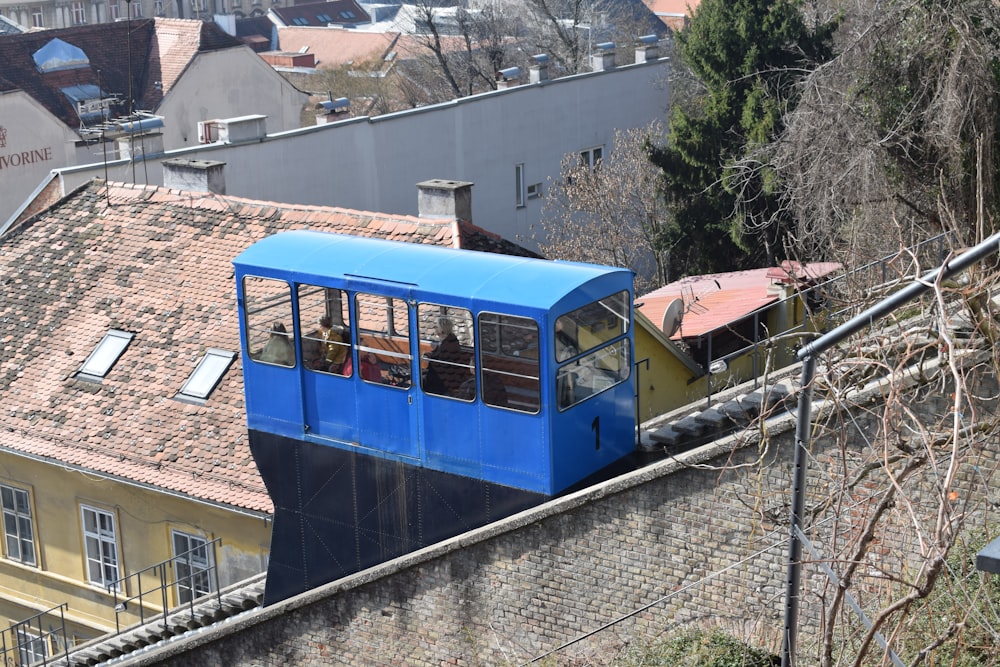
637,262,841,339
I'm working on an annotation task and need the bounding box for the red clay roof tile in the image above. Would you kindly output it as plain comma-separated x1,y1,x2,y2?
0,179,535,514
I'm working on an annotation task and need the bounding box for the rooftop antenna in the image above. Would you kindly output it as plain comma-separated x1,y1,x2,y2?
125,0,135,182
681,278,722,316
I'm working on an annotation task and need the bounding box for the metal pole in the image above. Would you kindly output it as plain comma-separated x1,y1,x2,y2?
781,354,815,667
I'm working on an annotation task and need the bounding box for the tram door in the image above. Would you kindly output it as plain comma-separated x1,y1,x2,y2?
351,288,420,460
297,284,358,444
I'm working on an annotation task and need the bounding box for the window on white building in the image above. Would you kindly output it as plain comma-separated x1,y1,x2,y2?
515,163,525,208
81,506,120,589
109,0,121,19
1,484,36,566
580,145,603,170
71,1,86,24
31,7,43,27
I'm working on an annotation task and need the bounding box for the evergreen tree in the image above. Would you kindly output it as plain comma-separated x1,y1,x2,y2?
650,0,837,278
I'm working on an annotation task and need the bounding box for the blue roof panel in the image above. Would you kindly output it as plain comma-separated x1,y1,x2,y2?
234,230,630,311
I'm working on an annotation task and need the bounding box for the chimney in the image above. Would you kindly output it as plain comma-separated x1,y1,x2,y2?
635,34,659,63
590,42,616,72
495,66,521,90
529,53,549,83
162,158,227,195
316,95,350,125
417,179,473,221
117,132,164,161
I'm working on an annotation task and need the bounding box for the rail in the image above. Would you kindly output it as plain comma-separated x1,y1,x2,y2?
0,603,70,666
107,537,223,636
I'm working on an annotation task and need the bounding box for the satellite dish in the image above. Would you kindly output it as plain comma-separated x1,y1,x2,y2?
661,298,684,337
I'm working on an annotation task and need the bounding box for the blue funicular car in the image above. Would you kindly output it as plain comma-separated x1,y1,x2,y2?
235,230,636,603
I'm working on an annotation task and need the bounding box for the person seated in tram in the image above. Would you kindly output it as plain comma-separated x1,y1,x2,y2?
255,322,295,367
318,315,350,374
423,317,469,397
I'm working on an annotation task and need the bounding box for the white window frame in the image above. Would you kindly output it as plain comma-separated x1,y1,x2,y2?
172,530,214,604
31,7,43,27
81,506,120,590
109,0,121,19
177,349,235,401
154,0,163,14
131,0,142,17
15,628,46,666
1,483,36,566
580,145,603,170
78,329,133,380
515,163,525,208
71,0,86,23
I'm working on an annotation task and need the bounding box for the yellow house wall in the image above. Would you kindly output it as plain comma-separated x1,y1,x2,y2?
634,322,702,421
635,291,815,420
0,452,270,642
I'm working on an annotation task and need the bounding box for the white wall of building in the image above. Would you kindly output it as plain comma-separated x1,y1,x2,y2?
51,57,670,250
0,47,308,225
0,92,82,216
162,48,309,148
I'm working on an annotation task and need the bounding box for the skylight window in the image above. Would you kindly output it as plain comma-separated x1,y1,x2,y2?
78,330,133,380
316,12,332,21
178,349,235,401
339,10,355,18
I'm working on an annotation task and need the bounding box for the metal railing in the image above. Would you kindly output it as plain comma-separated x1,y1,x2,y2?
107,537,223,636
0,603,70,667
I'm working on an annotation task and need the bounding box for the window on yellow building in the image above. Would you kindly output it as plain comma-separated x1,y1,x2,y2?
172,531,213,604
1,484,36,566
81,506,119,590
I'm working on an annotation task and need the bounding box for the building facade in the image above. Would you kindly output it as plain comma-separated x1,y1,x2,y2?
0,18,309,224
48,44,669,254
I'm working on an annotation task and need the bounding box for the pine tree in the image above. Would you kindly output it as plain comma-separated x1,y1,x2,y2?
651,0,837,278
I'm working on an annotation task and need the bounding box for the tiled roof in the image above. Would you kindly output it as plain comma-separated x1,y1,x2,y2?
0,18,242,129
270,0,371,27
637,262,841,339
642,0,700,16
0,179,537,514
275,27,399,67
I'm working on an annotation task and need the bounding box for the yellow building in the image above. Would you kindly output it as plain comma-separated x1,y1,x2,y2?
635,262,840,419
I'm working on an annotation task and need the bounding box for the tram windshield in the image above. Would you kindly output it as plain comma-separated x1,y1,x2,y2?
555,290,631,410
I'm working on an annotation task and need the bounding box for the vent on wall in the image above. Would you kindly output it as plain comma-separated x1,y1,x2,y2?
198,120,219,144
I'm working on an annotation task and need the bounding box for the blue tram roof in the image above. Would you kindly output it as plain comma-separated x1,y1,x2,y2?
234,230,633,309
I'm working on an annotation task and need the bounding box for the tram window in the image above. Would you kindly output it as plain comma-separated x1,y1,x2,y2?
554,290,630,359
243,276,295,367
418,304,475,401
479,313,539,413
557,338,631,410
355,292,411,388
298,284,352,376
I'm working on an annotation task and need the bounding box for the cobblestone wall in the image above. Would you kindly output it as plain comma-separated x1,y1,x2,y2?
117,365,999,667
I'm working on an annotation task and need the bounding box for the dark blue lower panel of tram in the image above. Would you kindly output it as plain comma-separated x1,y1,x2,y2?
250,430,547,605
